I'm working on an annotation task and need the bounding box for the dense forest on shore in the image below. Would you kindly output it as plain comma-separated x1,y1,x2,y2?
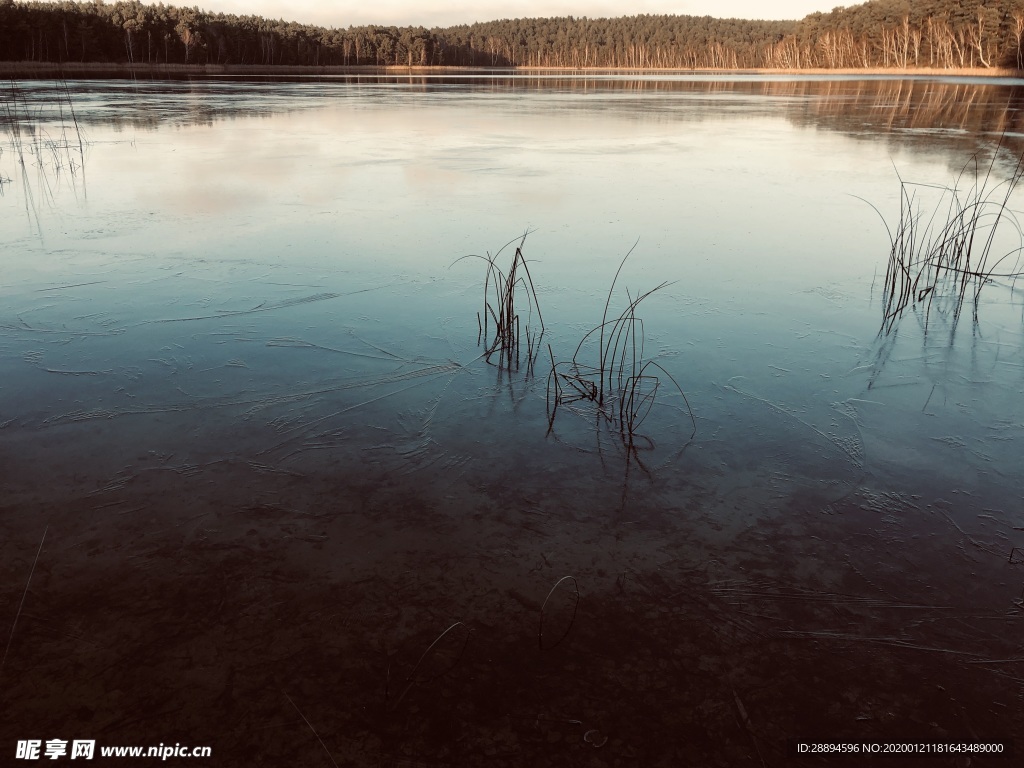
3,0,1024,70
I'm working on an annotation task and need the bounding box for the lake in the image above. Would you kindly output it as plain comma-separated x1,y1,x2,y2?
2,73,1023,765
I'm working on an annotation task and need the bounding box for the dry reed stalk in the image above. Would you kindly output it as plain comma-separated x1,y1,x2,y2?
862,146,1024,337
539,576,579,651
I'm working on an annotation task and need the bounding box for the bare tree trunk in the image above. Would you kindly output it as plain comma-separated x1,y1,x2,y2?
1015,13,1024,70
968,13,991,67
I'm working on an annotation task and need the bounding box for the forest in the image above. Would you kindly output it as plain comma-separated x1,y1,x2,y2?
2,0,1024,70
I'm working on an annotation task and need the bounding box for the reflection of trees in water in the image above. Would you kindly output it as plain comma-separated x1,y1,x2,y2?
774,78,1024,165
2,78,321,131
7,76,1024,157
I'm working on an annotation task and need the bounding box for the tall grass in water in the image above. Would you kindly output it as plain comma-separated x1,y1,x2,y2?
1,79,88,189
867,148,1024,337
454,232,545,373
546,244,696,444
0,151,10,192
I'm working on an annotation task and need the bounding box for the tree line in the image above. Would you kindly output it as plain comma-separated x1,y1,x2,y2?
2,0,1024,69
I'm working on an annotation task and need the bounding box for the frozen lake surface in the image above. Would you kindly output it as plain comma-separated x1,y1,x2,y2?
2,74,1023,765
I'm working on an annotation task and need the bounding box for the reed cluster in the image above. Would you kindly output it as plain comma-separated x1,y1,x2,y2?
1,80,87,184
870,150,1024,336
455,232,545,373
545,245,696,442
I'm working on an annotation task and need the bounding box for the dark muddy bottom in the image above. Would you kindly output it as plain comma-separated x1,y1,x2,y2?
2,439,1021,766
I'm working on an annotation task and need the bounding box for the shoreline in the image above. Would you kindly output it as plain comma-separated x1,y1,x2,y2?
1,61,1022,79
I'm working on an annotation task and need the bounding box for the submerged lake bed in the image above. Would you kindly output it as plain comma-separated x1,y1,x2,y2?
2,74,1024,765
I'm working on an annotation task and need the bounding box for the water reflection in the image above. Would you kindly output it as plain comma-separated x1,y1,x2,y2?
7,75,1024,159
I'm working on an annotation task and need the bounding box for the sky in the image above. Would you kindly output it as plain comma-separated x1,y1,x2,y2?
192,1,839,28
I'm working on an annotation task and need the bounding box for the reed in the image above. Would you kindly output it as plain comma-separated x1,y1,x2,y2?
1,526,47,684
863,147,1024,337
284,693,340,768
455,232,544,373
1,79,88,186
538,576,579,651
387,621,471,710
545,245,696,443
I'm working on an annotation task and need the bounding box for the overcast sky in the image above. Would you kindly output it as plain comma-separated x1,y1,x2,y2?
193,1,837,28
